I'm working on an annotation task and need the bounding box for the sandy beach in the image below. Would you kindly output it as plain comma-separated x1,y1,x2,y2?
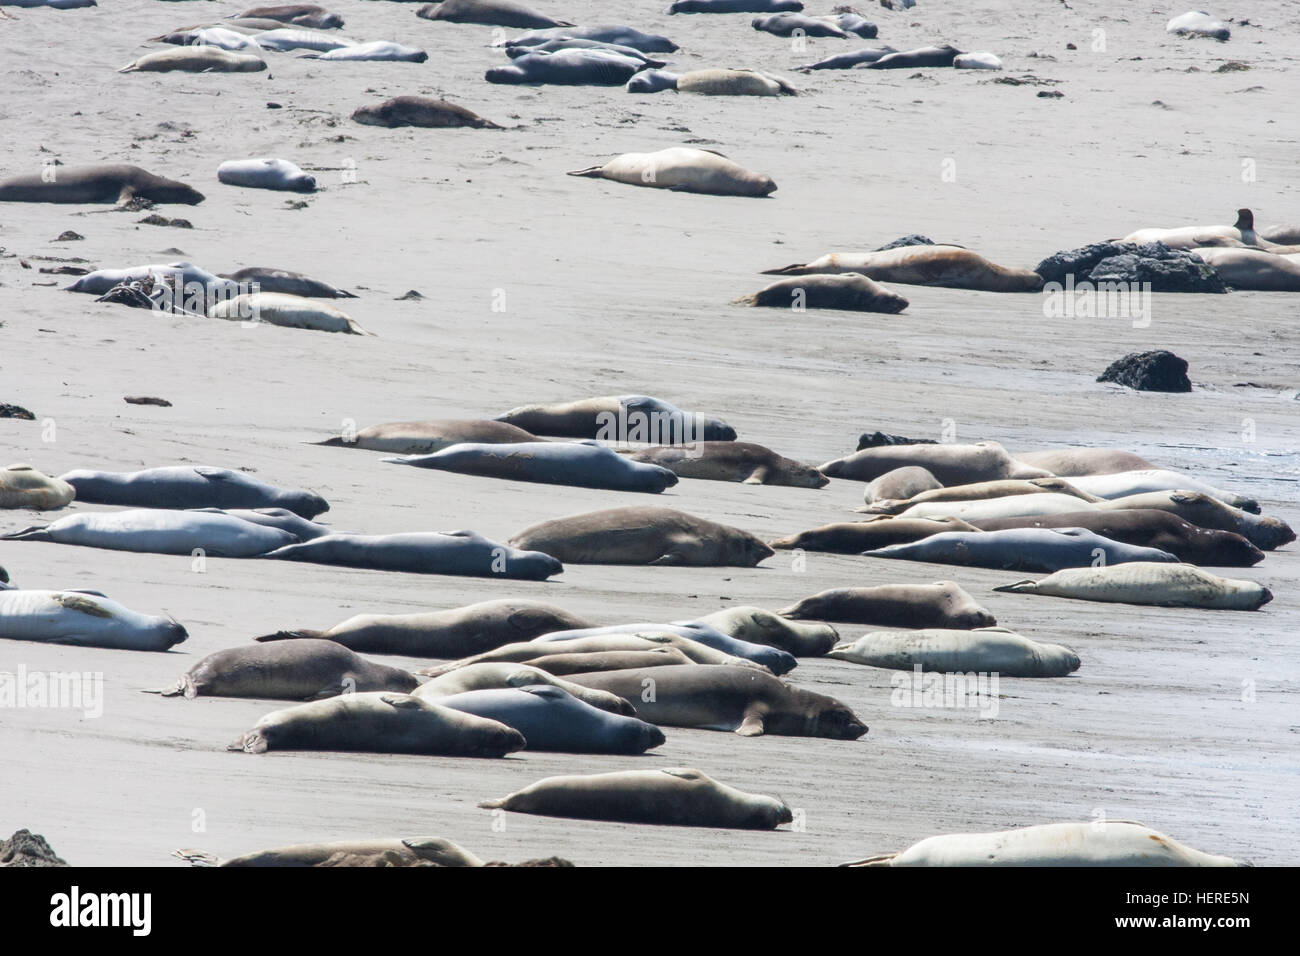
1,0,1297,866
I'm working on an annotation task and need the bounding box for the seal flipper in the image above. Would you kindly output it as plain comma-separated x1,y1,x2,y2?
2,526,51,541
566,166,607,178
253,629,326,642
742,466,769,485
761,263,811,275
992,580,1038,593
305,437,346,446
142,678,190,698
173,849,223,867
1234,208,1254,231
736,710,766,737
231,731,268,753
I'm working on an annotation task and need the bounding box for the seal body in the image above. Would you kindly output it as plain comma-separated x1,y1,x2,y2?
220,267,355,299
671,0,803,12
495,395,735,442
568,147,776,197
60,466,327,518
1166,11,1230,40
625,442,827,487
384,441,679,493
498,25,679,53
307,41,427,61
994,562,1272,610
1014,447,1158,476
311,419,540,453
763,245,1042,292
0,589,187,651
261,530,565,580
864,466,942,502
417,0,572,28
532,621,796,673
953,52,1002,70
751,12,847,37
232,5,344,29
822,441,1050,484
3,509,296,557
862,477,1101,515
867,44,962,69
737,274,909,312
414,662,635,715
218,158,316,193
0,165,204,205
675,69,797,95
864,527,1179,572
686,606,837,656
1097,491,1294,551
436,685,665,753
119,48,267,73
779,581,996,628
183,837,483,868
797,46,895,70
488,49,646,86
66,262,233,297
209,292,374,335
891,492,1107,522
159,639,417,699
1066,469,1257,512
828,627,1080,677
251,27,352,51
351,96,502,129
0,465,75,510
522,648,694,673
769,516,982,553
1191,248,1300,292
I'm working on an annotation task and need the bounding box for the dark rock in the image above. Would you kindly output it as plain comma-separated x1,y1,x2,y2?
873,235,935,251
1097,350,1191,393
395,289,424,300
857,430,938,450
1,830,67,867
0,403,35,420
124,396,172,407
138,214,193,229
1037,90,1064,98
1034,240,1227,293
55,231,84,242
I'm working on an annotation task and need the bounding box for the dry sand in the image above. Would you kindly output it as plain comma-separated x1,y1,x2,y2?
0,0,1296,866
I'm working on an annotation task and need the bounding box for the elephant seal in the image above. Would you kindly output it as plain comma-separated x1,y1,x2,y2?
751,12,847,37
509,37,666,66
0,465,75,510
311,419,539,453
623,442,827,487
416,0,572,28
1013,447,1158,476
763,246,1043,292
383,441,679,493
262,531,564,580
436,685,664,753
861,477,1102,515
1,0,95,6
208,292,374,335
487,49,647,86
570,147,776,197
59,466,328,518
4,509,296,557
251,27,353,51
218,158,316,193
303,41,428,61
498,25,678,53
1191,247,1300,292
0,589,187,651
867,44,962,69
152,640,416,699
422,633,760,674
971,510,1263,568
480,768,792,828
769,516,980,553
220,267,355,299
892,492,1107,522
671,0,802,11
953,51,1002,70
1261,224,1300,244
685,606,837,657
779,581,996,628
822,441,1051,485
189,507,334,541
736,274,909,313
844,821,1243,867
668,69,798,96
994,562,1272,611
176,837,483,868
351,96,502,129
488,647,695,674
65,261,234,298
414,662,635,715
863,527,1179,573
531,622,796,673
258,599,596,656
0,164,204,206
1166,11,1230,41
495,394,735,442
864,466,942,503
567,664,866,738
1096,491,1294,551
229,692,527,755
119,48,267,73
232,5,343,29
1121,208,1262,250
797,46,896,70
828,627,1080,677
1066,469,1257,513
508,506,774,566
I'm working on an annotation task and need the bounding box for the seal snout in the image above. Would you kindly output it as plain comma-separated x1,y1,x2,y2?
1257,586,1274,609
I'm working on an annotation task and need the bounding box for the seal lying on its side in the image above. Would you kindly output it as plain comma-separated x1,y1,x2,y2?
770,516,980,553
495,394,735,441
763,245,1043,292
866,44,962,69
827,627,1080,677
351,95,502,129
1065,469,1258,513
623,441,827,487
221,267,356,298
994,562,1272,610
1097,491,1294,551
414,662,635,715
779,581,996,628
860,477,1101,515
569,147,776,197
530,621,795,673
416,0,573,29
1013,447,1158,475
863,527,1180,572
0,465,75,510
685,606,837,656
383,441,679,493
175,837,484,868
3,509,296,557
59,465,328,518
736,274,909,313
209,293,374,335
310,419,539,453
822,440,1051,484
0,164,204,205
497,25,679,53
119,48,267,73
261,531,564,580
487,49,647,86
217,158,316,192
0,589,187,651
1191,247,1300,292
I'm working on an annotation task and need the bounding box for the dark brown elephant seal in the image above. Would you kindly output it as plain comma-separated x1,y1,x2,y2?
1014,448,1159,476
149,640,416,700
864,466,941,503
416,0,573,28
623,441,827,488
255,599,597,657
0,164,204,205
736,274,909,313
822,440,1051,484
769,515,979,553
778,581,996,628
351,95,503,129
309,419,540,454
1097,492,1294,551
566,664,866,738
969,510,1264,567
508,506,774,566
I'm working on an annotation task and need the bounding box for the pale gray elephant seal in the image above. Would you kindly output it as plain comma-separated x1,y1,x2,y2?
994,562,1273,610
220,267,355,299
763,245,1043,292
685,606,837,656
864,466,942,503
508,506,773,566
414,662,635,715
736,274,909,313
1166,11,1230,41
827,627,1080,677
1261,224,1300,244
531,621,795,673
383,441,679,493
150,640,416,700
633,69,798,96
569,147,776,197
1014,448,1157,475
567,664,866,737
217,158,316,193
844,821,1243,867
1,0,96,7
351,96,502,129
1191,247,1300,292
59,465,328,518
208,292,374,335
0,589,187,651
302,41,428,62
416,0,573,28
522,647,694,674
257,599,596,656
1066,469,1257,513
188,507,333,541
751,12,848,37
861,477,1101,515
262,531,564,579
488,49,647,86
436,685,664,753
495,394,736,442
498,25,679,53
3,509,296,557
310,419,540,453
119,48,267,73
822,441,1051,484
0,164,204,205
769,516,980,553
508,37,666,66
230,692,526,755
423,632,763,674
175,837,484,868
232,5,344,29
623,442,827,487
0,465,75,510
480,768,793,828
779,581,997,628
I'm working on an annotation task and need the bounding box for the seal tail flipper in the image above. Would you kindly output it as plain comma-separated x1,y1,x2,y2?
1234,208,1254,231
839,853,898,867
296,51,322,59
732,293,760,306
345,319,377,336
566,166,607,178
992,580,1038,593
141,681,187,698
253,629,326,643
173,849,222,867
335,289,359,298
230,731,267,753
477,798,506,809
2,526,50,541
118,63,140,73
304,437,345,446
760,263,811,275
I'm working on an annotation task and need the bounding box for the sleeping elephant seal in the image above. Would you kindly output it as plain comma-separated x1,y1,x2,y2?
627,69,680,93
736,274,909,313
0,164,204,206
351,95,503,129
867,44,962,69
507,506,774,566
420,633,761,675
119,48,267,73
303,41,428,62
864,466,942,503
566,664,866,738
230,692,527,755
970,510,1264,568
530,621,795,673
823,440,1051,484
176,837,483,868
510,37,665,65
187,507,333,541
670,0,803,11
3,509,296,557
414,662,636,716
860,477,1101,515
232,5,344,29
994,562,1273,610
261,531,564,579
481,768,792,828
59,465,328,518
220,266,354,299
844,821,1243,867
310,419,539,453
510,647,695,674
416,0,573,28
863,527,1180,572
1096,491,1294,551
1121,208,1260,249
751,12,847,37
151,639,416,699
496,25,678,52
495,394,735,442
798,46,896,70
1261,224,1300,244
570,147,776,197
779,581,996,628
1013,447,1158,476
383,441,679,493
257,599,596,656
0,589,187,651
828,627,1080,677
435,685,665,753
0,465,75,510
623,441,827,487
770,515,980,553
675,69,797,96
1191,247,1300,292
891,492,1105,523
217,158,316,193
208,293,374,335
763,245,1043,292
684,606,837,657
487,49,647,86
1065,469,1258,513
